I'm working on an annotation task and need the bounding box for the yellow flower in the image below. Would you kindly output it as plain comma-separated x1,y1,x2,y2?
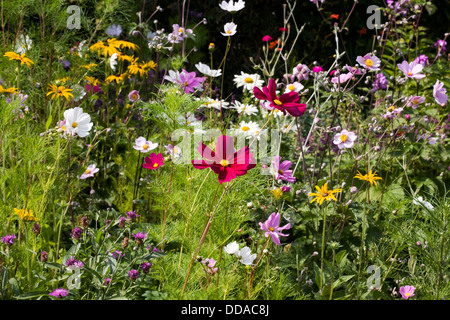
4,51,34,68
85,76,101,86
14,208,38,222
81,63,98,70
55,76,71,84
127,59,157,78
354,170,383,187
270,187,283,200
0,85,18,94
117,52,135,63
89,38,139,57
47,84,74,101
105,74,124,84
309,183,343,205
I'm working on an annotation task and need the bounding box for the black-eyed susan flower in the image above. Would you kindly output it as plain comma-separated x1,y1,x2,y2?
127,59,157,78
105,74,124,84
14,208,38,222
0,85,18,94
309,183,343,205
47,84,74,101
81,63,98,70
89,38,139,57
4,51,34,68
354,170,383,187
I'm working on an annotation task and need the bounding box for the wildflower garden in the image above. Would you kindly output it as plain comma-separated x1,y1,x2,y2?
0,0,449,302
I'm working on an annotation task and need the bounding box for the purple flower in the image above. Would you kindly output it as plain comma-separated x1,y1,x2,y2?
111,250,124,259
356,53,381,71
407,96,425,109
106,24,122,37
433,80,448,106
434,39,447,53
132,231,148,245
280,186,291,192
312,66,324,73
59,59,71,70
271,156,296,183
397,60,425,80
40,251,48,262
413,54,428,66
104,278,111,286
32,223,41,235
65,257,83,268
177,69,205,94
126,211,140,221
292,63,310,81
141,262,152,274
72,227,83,241
258,212,291,246
80,164,99,180
371,72,388,92
118,216,127,228
1,234,16,247
128,90,140,102
201,258,218,274
49,288,69,298
128,269,140,281
399,285,416,299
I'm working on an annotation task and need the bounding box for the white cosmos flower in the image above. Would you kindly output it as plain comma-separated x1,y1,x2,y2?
224,241,240,255
195,62,222,78
221,22,237,36
197,97,230,110
110,53,118,71
233,72,264,91
15,35,33,54
219,0,245,12
63,107,93,138
164,70,181,83
236,246,257,265
133,136,158,153
232,101,258,116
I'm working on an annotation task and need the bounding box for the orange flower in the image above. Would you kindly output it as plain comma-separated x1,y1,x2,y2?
330,14,339,19
269,40,279,50
358,28,367,35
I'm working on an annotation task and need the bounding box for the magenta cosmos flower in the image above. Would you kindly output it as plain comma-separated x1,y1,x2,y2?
356,53,381,71
143,152,164,170
399,285,416,299
333,129,357,149
80,164,99,179
262,35,273,42
192,135,256,184
253,79,307,117
271,156,296,183
433,80,448,106
397,60,425,79
49,288,69,298
259,212,291,246
178,69,205,94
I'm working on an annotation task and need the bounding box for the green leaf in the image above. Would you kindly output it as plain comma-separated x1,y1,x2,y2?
45,114,53,130
14,291,48,300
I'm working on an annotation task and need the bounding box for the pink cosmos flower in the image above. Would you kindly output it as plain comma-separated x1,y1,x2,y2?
407,96,426,109
80,164,99,179
133,136,158,153
253,78,307,117
192,135,256,184
333,129,357,149
271,156,296,183
201,258,218,274
433,80,448,106
143,152,164,170
399,285,416,299
397,60,425,79
356,53,381,71
262,35,273,42
259,212,291,246
178,69,206,94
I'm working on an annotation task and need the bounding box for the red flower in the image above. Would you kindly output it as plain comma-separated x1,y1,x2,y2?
143,152,164,170
268,40,278,49
253,79,307,117
330,14,339,19
279,27,288,32
262,35,273,42
192,135,256,184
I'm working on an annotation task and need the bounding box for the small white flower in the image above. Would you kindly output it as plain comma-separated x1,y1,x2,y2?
15,35,33,54
80,164,99,180
195,62,222,78
133,137,158,153
232,101,259,116
233,72,264,91
110,53,118,71
221,22,237,37
224,241,240,255
333,129,357,149
198,97,230,110
219,0,245,12
413,196,434,211
237,246,257,265
284,82,304,93
63,107,93,138
236,120,260,137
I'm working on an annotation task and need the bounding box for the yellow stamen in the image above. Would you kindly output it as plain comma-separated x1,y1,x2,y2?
273,99,282,105
288,84,295,91
241,126,250,131
244,77,254,83
143,144,149,150
220,159,229,167
85,169,91,174
72,122,78,128
340,134,348,142
268,227,274,231
153,163,159,168
278,169,284,175
365,59,374,67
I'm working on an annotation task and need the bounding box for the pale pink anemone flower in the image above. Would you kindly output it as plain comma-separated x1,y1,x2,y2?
433,79,448,106
407,96,426,109
356,53,381,71
333,129,357,149
80,164,99,179
259,212,291,246
133,136,158,153
399,285,416,299
331,72,353,84
397,60,426,79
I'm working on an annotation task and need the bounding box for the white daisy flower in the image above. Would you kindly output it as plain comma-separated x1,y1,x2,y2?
198,97,230,110
63,107,93,138
236,120,260,137
233,72,264,91
195,62,222,78
284,81,304,93
110,53,118,71
133,136,158,153
232,101,258,116
219,0,245,13
221,22,237,36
